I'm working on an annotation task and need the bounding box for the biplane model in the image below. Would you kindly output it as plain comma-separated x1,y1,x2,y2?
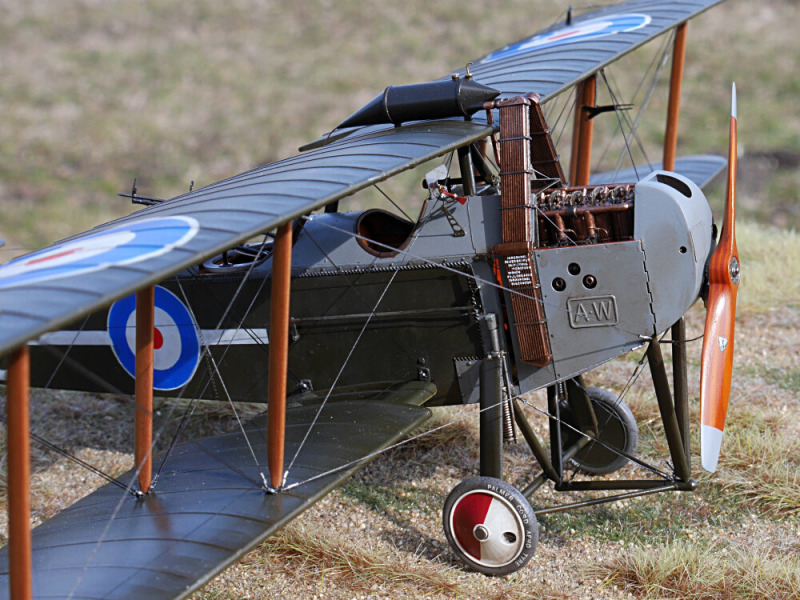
0,0,739,596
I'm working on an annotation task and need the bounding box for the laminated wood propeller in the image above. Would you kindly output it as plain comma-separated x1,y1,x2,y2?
700,83,740,472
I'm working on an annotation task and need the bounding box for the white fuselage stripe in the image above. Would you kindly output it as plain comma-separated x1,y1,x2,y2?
33,328,269,346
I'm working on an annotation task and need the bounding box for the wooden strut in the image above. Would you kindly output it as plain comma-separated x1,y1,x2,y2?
570,75,597,187
8,347,32,600
267,222,293,489
664,22,688,172
135,285,155,494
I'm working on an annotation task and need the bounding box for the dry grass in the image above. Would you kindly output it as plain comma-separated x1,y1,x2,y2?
710,421,800,517
1,0,800,598
259,523,461,597
1,0,800,261
736,223,800,312
589,538,800,600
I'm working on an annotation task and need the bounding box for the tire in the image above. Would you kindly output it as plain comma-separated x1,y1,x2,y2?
442,476,538,576
560,387,638,475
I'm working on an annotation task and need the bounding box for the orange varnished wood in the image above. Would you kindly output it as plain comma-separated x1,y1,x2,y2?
569,85,582,184
267,223,293,488
700,113,738,433
135,285,155,494
8,346,32,600
570,75,596,186
663,23,688,172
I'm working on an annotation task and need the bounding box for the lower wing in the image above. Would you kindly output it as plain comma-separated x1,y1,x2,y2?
0,382,433,600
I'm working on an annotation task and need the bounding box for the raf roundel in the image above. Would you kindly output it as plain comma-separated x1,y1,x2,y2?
108,286,201,391
0,215,199,289
480,13,652,64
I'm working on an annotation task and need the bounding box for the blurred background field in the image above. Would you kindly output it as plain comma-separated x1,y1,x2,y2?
0,1,799,598
1,0,799,256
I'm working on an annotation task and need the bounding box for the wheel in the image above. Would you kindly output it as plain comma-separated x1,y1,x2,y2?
442,476,538,576
560,387,638,474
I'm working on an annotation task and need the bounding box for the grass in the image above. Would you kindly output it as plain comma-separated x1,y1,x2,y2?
2,0,800,259
258,523,461,597
588,539,800,599
1,0,800,598
238,518,572,600
736,223,800,312
708,420,800,517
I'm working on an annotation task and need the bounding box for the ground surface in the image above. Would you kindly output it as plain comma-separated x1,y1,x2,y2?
1,0,799,598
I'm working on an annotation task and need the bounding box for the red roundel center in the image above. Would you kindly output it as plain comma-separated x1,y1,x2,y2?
154,327,164,350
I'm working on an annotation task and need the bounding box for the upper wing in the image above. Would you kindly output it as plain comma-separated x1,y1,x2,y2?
301,0,725,150
0,120,493,356
463,0,725,100
0,382,434,600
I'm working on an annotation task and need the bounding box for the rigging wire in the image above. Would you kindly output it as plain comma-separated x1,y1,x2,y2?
592,31,673,176
283,268,400,484
516,393,671,480
601,69,641,182
304,214,652,342
374,183,414,222
299,224,418,363
566,331,680,477
611,35,673,175
65,233,279,596
549,87,579,152
152,245,277,490
0,415,130,492
283,369,676,493
43,316,91,390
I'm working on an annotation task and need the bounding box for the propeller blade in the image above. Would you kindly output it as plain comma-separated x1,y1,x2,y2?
699,83,740,472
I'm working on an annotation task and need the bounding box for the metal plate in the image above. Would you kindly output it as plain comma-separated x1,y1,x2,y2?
535,242,654,379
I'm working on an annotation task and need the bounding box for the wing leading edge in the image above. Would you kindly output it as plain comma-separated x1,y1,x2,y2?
0,382,435,600
461,0,726,100
303,0,725,150
0,120,493,356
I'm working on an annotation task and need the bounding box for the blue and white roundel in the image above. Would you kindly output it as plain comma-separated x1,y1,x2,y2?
108,286,201,391
0,216,199,289
480,14,651,64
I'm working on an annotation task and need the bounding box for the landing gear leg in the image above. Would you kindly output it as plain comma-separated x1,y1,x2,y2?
479,355,503,479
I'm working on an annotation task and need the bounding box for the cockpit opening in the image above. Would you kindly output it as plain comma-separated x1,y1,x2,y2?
355,208,418,257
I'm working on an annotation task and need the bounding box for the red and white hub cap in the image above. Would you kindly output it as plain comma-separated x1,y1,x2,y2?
451,489,525,566
443,477,537,576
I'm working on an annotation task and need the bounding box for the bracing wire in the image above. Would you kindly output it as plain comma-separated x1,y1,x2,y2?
283,269,400,484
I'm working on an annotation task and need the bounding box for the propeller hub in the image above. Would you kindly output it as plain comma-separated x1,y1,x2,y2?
729,256,741,285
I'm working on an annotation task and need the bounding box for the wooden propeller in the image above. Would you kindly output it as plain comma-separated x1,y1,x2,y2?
699,83,740,473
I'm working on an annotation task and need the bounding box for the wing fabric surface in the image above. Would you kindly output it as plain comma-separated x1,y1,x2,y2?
460,0,725,100
0,382,434,600
0,121,493,356
589,155,726,189
301,0,725,151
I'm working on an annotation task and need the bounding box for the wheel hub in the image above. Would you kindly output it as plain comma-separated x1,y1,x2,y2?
473,524,490,542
